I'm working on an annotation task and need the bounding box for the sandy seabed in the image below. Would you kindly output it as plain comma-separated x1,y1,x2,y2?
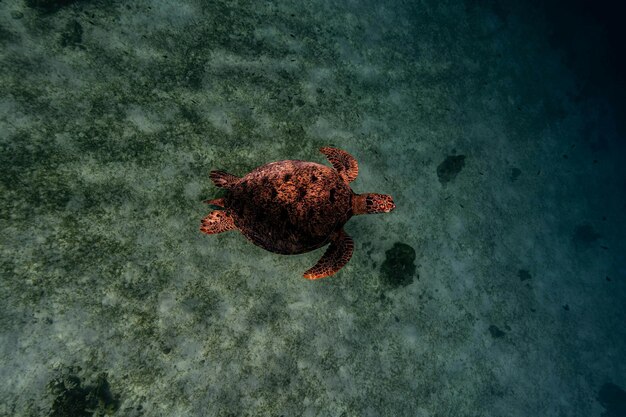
1,0,625,416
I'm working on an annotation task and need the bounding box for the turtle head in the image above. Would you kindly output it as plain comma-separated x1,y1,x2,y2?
353,193,396,215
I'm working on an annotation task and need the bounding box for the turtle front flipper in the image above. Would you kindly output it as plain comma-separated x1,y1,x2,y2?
320,147,359,183
200,210,237,234
303,229,354,280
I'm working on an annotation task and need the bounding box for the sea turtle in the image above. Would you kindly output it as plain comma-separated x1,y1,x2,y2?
200,147,395,279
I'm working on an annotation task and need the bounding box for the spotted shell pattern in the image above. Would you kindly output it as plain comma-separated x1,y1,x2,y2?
225,160,353,254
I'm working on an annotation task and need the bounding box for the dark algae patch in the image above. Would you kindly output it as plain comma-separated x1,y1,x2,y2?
518,269,532,281
60,20,83,47
488,325,506,338
380,242,417,288
598,383,626,417
26,0,79,13
437,155,466,185
49,374,90,417
48,369,119,417
510,167,522,182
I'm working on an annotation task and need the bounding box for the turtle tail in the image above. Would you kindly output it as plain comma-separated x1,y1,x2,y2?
209,170,239,189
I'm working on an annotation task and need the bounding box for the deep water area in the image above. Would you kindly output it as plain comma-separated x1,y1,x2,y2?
1,0,625,416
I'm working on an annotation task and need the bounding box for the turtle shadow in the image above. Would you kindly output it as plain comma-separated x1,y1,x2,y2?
379,242,417,289
437,154,466,185
572,223,602,248
598,382,626,417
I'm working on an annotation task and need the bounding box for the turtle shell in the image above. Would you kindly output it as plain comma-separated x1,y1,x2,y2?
225,160,353,254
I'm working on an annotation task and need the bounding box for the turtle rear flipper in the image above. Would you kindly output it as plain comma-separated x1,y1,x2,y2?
200,210,237,234
210,170,239,189
303,229,354,279
203,197,226,210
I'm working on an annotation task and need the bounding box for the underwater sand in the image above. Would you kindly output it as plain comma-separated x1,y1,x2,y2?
1,0,625,416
